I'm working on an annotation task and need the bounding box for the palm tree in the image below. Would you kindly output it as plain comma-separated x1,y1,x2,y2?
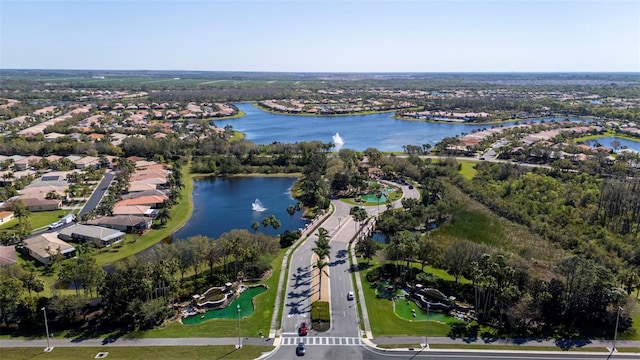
286,205,296,226
156,207,171,226
250,221,260,234
315,258,328,301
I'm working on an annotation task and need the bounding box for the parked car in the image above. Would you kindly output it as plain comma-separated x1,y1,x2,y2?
299,322,308,336
347,291,354,301
296,342,306,356
408,185,414,189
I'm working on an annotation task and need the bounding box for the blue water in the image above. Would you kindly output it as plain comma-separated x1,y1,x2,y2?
583,136,640,152
172,176,308,240
211,103,587,152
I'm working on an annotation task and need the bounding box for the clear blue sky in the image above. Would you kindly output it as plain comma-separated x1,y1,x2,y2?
1,0,639,72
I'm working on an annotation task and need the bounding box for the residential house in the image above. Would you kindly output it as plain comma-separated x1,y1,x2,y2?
13,155,42,170
0,245,17,267
23,233,76,265
88,215,152,233
114,195,168,208
2,197,62,212
58,224,125,248
0,211,14,224
127,182,159,192
111,205,155,216
74,156,100,169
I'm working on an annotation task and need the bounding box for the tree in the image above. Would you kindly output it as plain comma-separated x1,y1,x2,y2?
315,258,328,301
0,275,23,325
350,206,368,232
156,207,171,227
356,237,379,265
443,240,485,284
250,221,260,234
286,205,296,225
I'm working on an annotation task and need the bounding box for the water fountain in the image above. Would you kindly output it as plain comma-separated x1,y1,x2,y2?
332,132,344,150
252,199,267,212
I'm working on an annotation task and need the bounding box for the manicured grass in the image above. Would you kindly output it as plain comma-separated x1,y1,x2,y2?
0,209,70,231
378,344,612,352
94,164,194,266
457,160,478,180
358,259,451,337
0,345,273,360
142,249,285,338
573,129,640,143
420,265,472,284
618,296,640,340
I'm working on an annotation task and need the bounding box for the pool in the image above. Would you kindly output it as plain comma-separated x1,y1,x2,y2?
361,193,388,203
394,297,465,325
182,286,267,325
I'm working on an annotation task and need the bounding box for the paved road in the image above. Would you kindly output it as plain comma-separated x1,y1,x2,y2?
265,179,420,359
78,171,114,216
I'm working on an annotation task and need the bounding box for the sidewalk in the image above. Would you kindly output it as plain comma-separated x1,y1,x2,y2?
371,336,640,351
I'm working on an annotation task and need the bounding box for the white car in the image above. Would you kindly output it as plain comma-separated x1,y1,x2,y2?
347,291,354,301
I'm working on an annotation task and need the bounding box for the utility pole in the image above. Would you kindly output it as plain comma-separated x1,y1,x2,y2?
424,303,430,350
236,305,242,349
42,307,52,352
613,306,623,352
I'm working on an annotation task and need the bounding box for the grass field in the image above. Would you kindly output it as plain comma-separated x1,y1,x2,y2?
142,249,285,338
457,159,479,179
0,209,70,231
358,258,452,337
0,345,273,360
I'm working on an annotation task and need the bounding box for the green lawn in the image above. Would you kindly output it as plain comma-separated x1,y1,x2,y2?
143,249,286,338
358,259,451,337
0,209,70,231
0,345,273,360
457,160,478,180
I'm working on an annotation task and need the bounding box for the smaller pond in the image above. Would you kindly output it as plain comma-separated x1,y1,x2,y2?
182,286,267,325
582,136,640,153
394,297,464,325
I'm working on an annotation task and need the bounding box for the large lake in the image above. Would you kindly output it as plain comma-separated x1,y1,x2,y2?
172,176,307,240
212,103,586,152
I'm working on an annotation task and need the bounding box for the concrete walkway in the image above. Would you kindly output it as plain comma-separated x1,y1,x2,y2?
2,336,638,351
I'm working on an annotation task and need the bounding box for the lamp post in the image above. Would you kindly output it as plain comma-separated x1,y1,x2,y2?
236,305,242,349
613,306,623,352
424,303,430,349
41,307,52,352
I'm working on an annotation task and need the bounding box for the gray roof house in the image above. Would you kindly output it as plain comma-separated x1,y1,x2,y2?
23,233,76,265
58,224,125,248
87,215,152,233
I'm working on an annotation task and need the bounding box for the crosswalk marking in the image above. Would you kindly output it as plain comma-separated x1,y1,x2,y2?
281,337,363,346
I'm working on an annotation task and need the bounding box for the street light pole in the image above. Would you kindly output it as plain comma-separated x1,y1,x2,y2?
41,307,52,352
236,305,242,349
425,303,430,349
613,306,623,352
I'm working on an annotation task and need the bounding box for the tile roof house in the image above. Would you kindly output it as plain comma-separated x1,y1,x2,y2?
0,245,17,267
114,195,168,208
13,155,42,170
120,189,168,200
2,197,62,212
0,211,14,224
111,205,154,216
23,233,76,265
127,182,159,192
74,156,100,169
87,215,152,233
58,224,125,248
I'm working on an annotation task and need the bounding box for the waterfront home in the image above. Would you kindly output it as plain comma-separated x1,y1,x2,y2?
23,233,76,265
58,224,125,248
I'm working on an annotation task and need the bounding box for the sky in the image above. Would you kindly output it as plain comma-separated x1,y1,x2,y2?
1,0,639,72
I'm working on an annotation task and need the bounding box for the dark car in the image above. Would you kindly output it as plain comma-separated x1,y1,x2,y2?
299,322,308,336
296,342,306,356
408,185,414,189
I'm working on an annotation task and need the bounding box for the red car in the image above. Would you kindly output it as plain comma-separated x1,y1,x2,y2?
299,322,308,336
